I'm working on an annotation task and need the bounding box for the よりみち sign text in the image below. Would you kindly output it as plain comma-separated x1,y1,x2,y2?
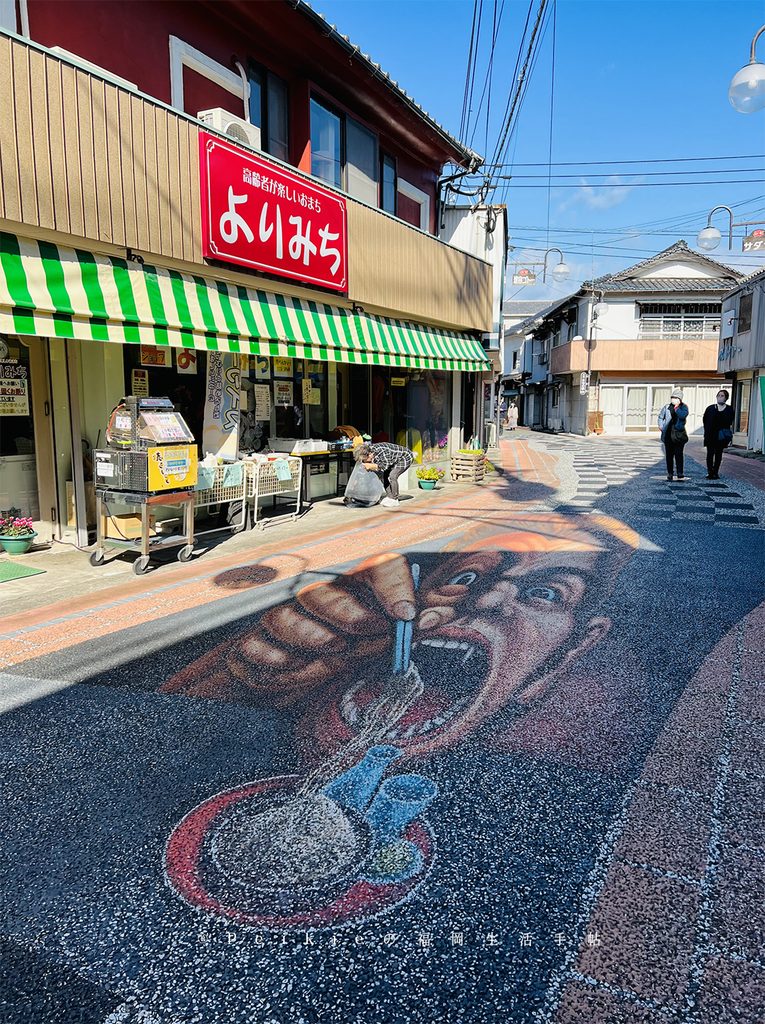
200,133,347,292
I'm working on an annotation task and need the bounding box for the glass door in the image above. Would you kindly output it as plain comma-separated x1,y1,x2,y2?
650,386,671,432
600,385,625,433
625,386,648,432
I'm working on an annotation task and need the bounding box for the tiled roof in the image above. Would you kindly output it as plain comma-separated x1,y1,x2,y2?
592,240,744,284
503,298,572,337
596,278,735,293
723,264,765,298
503,301,552,317
294,2,482,169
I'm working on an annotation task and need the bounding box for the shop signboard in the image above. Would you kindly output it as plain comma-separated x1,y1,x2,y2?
0,360,29,416
512,269,536,286
580,371,590,395
742,229,765,253
203,352,245,459
273,357,293,378
200,132,348,292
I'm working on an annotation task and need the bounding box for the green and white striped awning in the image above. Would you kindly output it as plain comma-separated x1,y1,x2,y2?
0,233,490,373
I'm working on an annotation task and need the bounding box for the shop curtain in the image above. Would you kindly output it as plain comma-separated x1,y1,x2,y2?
0,233,490,374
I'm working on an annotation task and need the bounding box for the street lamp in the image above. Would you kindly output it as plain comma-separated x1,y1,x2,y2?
542,248,570,283
583,291,608,403
729,25,765,113
696,206,733,251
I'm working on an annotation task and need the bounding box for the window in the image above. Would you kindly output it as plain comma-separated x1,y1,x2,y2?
567,321,579,342
512,350,520,370
249,62,289,162
381,152,397,215
736,379,751,433
551,388,559,408
310,96,379,204
738,293,753,333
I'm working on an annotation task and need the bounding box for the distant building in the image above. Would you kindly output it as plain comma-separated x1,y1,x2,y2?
504,241,743,435
720,266,765,452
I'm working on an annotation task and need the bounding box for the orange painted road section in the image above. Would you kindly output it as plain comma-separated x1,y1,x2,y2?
0,439,554,668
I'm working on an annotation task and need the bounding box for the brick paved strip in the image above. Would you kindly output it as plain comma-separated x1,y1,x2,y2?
0,443,560,665
548,602,765,1020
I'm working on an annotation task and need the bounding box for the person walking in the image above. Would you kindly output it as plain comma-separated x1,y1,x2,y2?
354,441,414,508
657,388,689,481
508,402,519,431
703,388,735,480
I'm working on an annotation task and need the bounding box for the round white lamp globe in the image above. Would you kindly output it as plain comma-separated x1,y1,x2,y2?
551,262,570,283
696,226,722,251
593,301,609,317
728,62,765,113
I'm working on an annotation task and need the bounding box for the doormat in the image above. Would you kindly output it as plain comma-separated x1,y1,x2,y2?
0,561,46,583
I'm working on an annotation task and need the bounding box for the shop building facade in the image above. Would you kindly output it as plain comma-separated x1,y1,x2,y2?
719,267,765,453
503,242,742,436
0,1,492,542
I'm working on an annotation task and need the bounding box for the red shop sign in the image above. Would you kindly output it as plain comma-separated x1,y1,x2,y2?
199,132,348,292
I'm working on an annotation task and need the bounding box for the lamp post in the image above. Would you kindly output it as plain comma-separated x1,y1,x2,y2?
579,291,608,430
696,206,765,251
542,248,571,283
729,24,765,112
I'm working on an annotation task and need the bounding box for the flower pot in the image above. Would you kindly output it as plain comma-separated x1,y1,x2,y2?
417,480,437,490
0,532,37,555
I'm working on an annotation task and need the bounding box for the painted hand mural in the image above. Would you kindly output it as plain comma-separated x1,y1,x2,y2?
163,513,641,931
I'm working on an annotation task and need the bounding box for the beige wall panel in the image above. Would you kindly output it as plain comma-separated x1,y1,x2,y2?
28,49,54,230
60,62,84,238
0,35,20,221
11,42,38,225
187,124,202,263
177,120,193,262
346,202,492,332
44,57,70,234
166,115,183,259
104,84,126,248
155,108,172,256
117,90,137,248
75,70,98,238
142,104,161,254
90,78,112,243
129,95,149,251
550,339,721,375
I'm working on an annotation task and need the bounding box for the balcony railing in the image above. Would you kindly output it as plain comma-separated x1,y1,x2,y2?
638,316,720,340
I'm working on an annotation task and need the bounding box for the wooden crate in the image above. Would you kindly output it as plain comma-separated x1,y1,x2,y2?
450,451,486,482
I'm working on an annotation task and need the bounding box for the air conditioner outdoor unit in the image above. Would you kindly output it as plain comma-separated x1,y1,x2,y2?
197,108,261,150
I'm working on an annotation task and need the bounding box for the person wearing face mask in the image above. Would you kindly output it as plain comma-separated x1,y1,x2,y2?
703,389,735,479
657,388,689,481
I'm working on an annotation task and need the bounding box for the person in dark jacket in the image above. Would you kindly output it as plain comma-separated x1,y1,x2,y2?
703,389,735,479
354,441,414,508
657,388,689,481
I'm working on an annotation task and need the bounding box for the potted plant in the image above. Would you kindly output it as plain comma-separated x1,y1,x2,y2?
0,514,37,554
415,466,445,490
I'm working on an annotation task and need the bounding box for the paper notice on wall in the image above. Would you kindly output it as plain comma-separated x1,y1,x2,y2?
203,352,241,458
254,384,271,421
253,355,270,380
140,345,170,367
176,349,198,374
0,374,29,416
302,379,312,404
310,387,321,405
274,381,293,406
273,357,293,378
131,369,149,397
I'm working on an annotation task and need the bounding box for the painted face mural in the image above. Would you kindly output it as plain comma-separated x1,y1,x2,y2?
163,513,641,931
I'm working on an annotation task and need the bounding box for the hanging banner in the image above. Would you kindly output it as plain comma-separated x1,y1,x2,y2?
200,133,348,292
203,352,244,458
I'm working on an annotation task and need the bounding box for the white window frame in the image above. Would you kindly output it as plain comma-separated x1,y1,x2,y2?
169,35,246,116
397,178,430,232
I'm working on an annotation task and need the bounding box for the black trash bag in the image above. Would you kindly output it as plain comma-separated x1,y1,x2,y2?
343,462,384,507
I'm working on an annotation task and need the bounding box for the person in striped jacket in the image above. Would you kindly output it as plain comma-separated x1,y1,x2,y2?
353,441,414,508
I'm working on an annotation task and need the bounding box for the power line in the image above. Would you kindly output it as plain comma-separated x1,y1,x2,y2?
486,154,765,167
501,179,765,188
499,167,765,178
459,1,481,140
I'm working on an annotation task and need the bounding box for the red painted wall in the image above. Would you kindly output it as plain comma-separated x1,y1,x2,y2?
27,0,451,234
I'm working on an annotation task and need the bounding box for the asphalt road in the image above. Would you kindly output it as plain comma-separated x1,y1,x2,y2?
0,435,763,1024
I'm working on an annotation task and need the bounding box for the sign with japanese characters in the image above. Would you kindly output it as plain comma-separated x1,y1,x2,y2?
512,269,536,286
742,229,765,253
0,360,28,415
200,133,348,292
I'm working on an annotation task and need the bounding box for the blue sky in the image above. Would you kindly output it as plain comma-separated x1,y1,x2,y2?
314,0,765,300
